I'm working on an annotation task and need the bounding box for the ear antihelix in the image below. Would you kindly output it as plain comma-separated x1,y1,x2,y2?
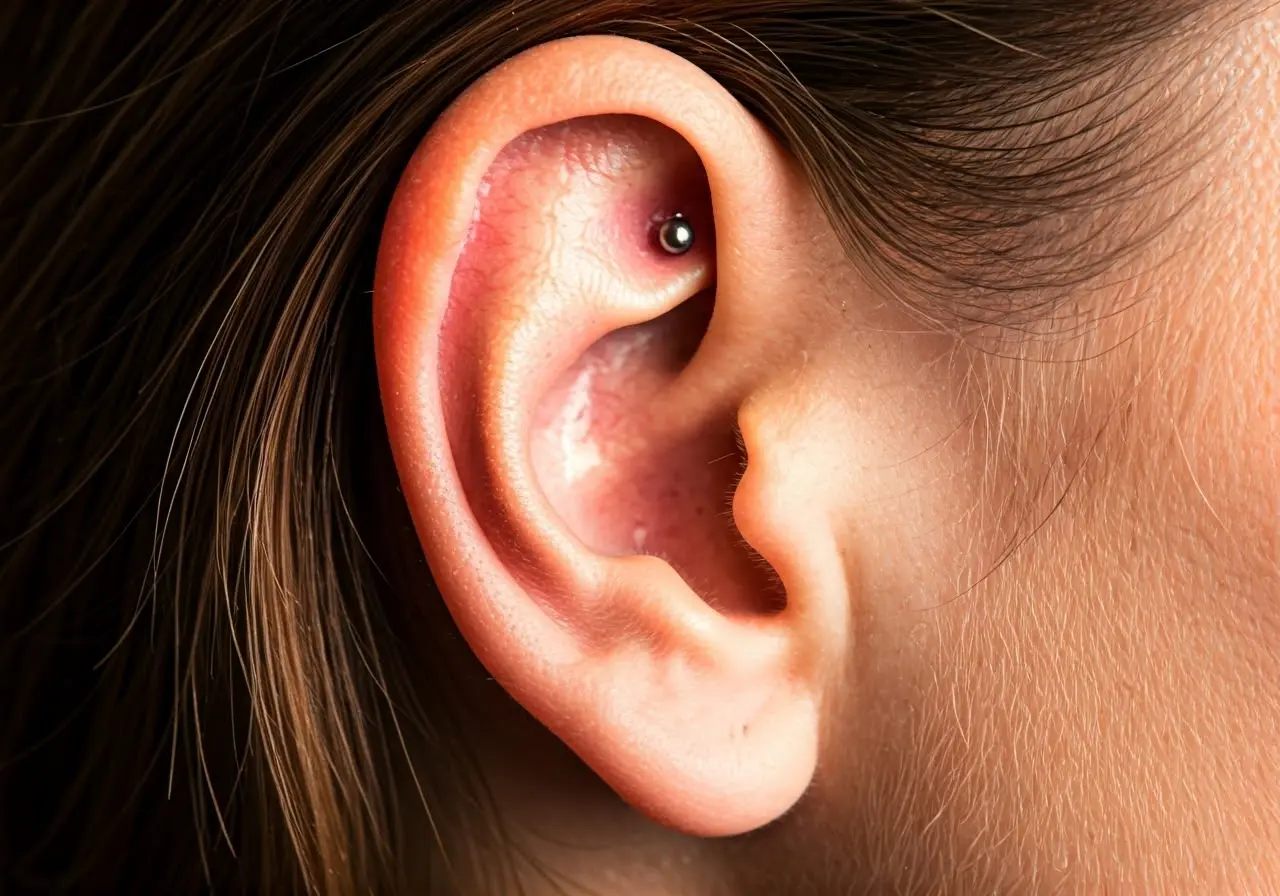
436,114,720,576
439,115,785,618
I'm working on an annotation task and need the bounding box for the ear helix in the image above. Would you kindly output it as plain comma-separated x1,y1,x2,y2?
375,38,830,839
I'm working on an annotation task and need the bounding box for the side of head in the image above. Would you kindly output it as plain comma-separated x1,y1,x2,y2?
1,3,1276,894
376,24,1280,891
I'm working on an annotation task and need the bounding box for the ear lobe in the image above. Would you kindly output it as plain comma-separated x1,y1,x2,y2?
374,37,828,837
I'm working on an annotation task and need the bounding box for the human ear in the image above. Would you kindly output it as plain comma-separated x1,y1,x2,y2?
374,36,851,837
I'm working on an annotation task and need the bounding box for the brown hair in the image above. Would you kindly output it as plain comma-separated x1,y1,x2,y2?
0,1,1232,892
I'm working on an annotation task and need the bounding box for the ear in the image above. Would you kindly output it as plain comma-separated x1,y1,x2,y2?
374,36,849,837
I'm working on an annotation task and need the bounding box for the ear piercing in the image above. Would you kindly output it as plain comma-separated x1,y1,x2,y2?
657,214,695,255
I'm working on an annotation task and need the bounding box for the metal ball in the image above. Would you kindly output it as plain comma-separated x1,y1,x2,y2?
657,215,695,255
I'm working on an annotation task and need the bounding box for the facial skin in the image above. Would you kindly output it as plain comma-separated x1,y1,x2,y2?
374,13,1278,896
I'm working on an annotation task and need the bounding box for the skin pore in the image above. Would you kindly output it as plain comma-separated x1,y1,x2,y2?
377,14,1280,896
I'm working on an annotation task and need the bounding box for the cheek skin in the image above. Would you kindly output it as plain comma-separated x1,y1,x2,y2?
718,12,1280,895
948,19,1278,890
914,29,1280,889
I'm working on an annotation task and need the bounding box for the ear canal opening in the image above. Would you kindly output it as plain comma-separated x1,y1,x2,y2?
531,290,786,617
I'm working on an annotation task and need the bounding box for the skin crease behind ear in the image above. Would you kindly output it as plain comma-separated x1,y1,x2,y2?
375,23,1280,896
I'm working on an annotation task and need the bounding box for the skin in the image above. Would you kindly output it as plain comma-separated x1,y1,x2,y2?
374,14,1279,895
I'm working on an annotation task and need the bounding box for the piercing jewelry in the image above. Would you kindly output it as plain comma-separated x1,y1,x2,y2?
657,214,695,255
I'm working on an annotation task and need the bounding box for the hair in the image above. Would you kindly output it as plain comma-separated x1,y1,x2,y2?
0,1,1237,893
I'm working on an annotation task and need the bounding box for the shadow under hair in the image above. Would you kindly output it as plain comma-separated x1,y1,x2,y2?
0,0,1244,893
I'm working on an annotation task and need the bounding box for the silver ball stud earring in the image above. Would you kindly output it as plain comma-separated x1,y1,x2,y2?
657,215,695,255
